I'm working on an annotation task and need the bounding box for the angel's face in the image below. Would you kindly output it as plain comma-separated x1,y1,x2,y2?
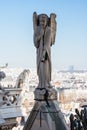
39,15,48,28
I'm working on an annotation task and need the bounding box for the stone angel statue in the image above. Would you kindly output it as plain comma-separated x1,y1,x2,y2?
33,12,57,88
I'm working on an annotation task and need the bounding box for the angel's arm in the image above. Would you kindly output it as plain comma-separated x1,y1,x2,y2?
33,12,39,48
33,12,44,48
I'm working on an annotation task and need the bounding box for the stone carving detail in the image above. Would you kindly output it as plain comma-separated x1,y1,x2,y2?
0,85,22,107
3,94,19,106
33,12,56,89
16,69,30,89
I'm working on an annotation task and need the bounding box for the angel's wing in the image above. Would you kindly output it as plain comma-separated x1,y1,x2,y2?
50,13,57,45
33,12,38,31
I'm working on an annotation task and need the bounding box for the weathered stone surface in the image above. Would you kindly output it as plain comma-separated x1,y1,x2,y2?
34,87,57,101
23,12,69,130
16,69,30,89
0,87,22,130
23,101,69,130
33,12,56,89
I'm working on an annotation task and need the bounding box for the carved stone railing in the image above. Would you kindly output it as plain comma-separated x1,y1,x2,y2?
0,87,23,130
2,88,22,107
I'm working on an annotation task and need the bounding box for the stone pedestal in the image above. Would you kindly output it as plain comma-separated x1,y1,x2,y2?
23,88,69,130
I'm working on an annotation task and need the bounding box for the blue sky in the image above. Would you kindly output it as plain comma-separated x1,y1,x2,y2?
0,0,87,70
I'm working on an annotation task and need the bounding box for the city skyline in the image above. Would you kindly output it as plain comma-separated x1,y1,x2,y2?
0,0,87,70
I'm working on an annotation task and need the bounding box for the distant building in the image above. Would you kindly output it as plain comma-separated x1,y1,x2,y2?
69,65,74,73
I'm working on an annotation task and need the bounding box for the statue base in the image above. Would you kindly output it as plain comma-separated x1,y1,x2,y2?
34,87,57,101
23,87,69,130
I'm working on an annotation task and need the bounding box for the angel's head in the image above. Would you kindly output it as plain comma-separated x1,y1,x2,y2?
38,14,48,28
